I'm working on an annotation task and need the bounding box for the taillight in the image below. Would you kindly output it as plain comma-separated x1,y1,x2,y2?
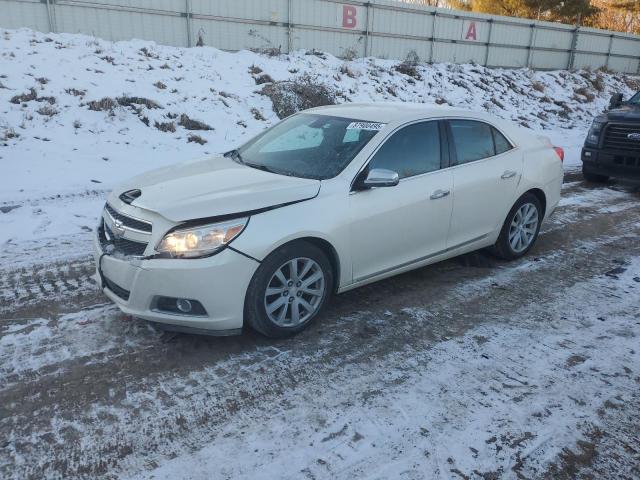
553,147,564,162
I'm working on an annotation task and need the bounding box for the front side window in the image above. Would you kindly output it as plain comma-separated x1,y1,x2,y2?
367,121,441,179
235,114,382,180
449,120,495,164
629,91,640,105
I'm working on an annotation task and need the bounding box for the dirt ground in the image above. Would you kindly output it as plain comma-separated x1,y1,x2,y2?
1,170,639,479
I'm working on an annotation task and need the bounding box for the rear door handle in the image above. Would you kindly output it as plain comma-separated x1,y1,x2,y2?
501,170,517,179
430,189,450,200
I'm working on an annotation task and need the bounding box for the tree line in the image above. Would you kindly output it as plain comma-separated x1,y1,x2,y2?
398,0,640,34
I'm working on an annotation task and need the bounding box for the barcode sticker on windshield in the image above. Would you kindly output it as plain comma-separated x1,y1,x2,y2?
346,122,386,131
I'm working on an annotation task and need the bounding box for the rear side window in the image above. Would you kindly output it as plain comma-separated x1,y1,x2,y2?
368,121,441,179
449,120,495,164
493,127,513,155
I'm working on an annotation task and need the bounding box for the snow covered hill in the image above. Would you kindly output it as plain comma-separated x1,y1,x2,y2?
0,27,638,257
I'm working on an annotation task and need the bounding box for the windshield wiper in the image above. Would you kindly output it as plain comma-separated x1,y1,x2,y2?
244,162,280,174
226,150,282,175
225,149,244,164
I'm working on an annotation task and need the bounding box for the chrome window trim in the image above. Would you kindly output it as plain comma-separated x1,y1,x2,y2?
349,116,519,192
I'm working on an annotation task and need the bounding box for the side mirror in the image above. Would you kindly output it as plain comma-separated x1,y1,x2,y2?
609,93,624,109
354,168,399,190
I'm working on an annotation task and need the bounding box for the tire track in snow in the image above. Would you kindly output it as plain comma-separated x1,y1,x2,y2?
0,259,96,313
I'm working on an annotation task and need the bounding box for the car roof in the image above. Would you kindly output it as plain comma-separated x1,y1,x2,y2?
305,102,535,147
306,102,492,123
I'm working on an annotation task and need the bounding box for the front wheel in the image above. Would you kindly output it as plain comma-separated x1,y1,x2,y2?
244,241,333,338
491,193,542,260
582,166,609,183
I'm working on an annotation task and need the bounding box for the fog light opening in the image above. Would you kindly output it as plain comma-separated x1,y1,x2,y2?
176,299,193,313
154,296,207,316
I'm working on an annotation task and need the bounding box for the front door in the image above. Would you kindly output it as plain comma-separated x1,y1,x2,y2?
349,121,454,283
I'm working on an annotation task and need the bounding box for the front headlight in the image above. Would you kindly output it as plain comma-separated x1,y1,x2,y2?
586,116,606,145
156,217,248,258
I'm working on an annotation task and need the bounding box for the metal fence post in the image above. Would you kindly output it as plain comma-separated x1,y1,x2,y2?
526,23,535,68
429,12,437,63
364,2,370,58
484,19,493,66
604,34,613,69
45,0,56,33
567,13,582,70
185,0,192,47
568,23,580,69
287,0,292,53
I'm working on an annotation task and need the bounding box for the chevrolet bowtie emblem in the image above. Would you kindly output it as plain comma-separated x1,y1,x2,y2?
112,219,126,239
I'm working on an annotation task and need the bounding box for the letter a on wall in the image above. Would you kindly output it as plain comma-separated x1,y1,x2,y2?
340,5,358,29
463,21,477,41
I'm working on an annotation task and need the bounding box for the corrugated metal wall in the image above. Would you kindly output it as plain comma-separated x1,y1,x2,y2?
2,0,639,73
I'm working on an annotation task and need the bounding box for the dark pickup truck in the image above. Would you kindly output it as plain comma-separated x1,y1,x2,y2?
582,91,640,182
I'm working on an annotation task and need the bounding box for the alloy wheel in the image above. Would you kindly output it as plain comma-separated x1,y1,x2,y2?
508,202,539,253
264,257,326,327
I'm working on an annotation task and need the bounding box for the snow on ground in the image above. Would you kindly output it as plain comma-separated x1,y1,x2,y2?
83,254,640,479
1,28,639,265
0,303,160,388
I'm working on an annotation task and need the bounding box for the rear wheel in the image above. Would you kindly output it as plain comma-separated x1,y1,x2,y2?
245,241,333,338
582,166,609,183
491,193,542,260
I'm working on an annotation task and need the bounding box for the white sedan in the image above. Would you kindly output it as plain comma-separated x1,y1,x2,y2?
94,103,564,337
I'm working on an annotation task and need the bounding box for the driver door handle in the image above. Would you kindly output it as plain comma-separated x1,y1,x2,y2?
501,170,517,179
430,189,450,200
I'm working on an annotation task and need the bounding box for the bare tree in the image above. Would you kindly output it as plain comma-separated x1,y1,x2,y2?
394,0,639,34
586,0,640,34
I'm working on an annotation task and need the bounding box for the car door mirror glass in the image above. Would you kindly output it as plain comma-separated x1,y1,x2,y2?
609,93,624,109
359,168,399,189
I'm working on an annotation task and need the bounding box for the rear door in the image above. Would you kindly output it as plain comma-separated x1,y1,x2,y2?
349,120,454,283
446,119,523,248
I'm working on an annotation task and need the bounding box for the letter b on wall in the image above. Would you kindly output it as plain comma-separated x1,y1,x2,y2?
340,5,358,29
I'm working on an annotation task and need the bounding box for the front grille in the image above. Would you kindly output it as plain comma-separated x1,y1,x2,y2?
98,221,148,257
105,203,152,233
612,155,640,168
103,276,130,301
602,124,640,152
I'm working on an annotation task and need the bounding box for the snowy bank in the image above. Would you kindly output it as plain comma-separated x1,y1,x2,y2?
1,27,638,252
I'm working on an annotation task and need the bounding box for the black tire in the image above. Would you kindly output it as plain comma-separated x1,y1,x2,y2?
244,241,333,338
582,166,609,183
491,192,543,261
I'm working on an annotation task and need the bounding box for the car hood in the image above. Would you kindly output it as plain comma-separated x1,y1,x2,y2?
114,156,321,222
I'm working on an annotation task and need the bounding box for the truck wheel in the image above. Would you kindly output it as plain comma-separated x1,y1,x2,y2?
582,166,609,183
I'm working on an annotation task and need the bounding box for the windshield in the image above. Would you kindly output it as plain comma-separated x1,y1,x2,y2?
629,91,640,105
233,114,384,180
